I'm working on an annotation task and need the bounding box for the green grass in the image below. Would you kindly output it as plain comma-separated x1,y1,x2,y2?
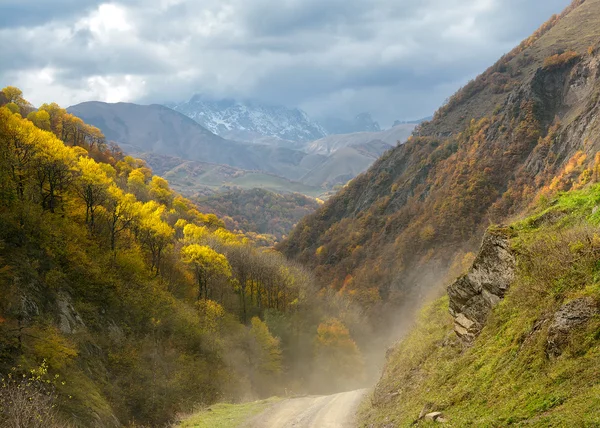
359,184,600,427
178,397,281,428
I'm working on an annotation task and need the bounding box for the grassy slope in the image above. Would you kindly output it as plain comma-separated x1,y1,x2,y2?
359,185,600,427
178,398,281,428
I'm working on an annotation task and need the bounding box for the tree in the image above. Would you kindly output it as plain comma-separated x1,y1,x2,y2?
33,134,75,212
74,157,111,228
137,202,174,275
103,186,139,253
127,168,149,201
313,318,365,392
249,316,282,376
1,86,25,104
149,176,174,207
27,110,51,131
38,103,66,138
0,108,40,201
181,244,232,301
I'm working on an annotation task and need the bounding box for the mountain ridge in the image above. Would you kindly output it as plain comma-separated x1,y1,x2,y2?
278,0,600,331
169,95,327,143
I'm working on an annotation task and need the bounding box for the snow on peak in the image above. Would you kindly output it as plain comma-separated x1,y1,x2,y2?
169,96,327,143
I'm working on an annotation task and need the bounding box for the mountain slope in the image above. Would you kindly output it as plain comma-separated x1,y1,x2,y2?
193,188,321,242
304,123,414,155
317,113,381,135
300,141,393,188
360,185,600,427
169,96,327,143
67,101,326,182
1,90,368,427
278,0,600,329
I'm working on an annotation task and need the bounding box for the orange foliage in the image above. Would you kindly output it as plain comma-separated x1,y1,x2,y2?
543,50,580,69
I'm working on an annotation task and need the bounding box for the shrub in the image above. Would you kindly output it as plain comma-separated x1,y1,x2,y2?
543,50,580,69
0,362,63,428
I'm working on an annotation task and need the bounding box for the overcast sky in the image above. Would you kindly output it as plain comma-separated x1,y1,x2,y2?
0,0,571,126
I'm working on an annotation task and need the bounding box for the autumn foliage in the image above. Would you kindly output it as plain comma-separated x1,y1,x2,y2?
0,87,365,426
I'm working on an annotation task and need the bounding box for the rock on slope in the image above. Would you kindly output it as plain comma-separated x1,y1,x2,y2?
447,227,516,342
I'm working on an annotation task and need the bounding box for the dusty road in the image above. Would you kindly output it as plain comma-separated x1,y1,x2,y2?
243,389,367,428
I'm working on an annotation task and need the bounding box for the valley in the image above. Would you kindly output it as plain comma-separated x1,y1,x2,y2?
68,100,413,199
2,0,600,427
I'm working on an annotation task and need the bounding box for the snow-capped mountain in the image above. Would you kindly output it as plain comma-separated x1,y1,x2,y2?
169,95,327,143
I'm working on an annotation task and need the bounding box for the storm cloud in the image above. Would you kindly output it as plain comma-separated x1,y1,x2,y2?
0,0,571,125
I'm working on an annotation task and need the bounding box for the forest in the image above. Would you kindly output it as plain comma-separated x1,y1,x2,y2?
193,188,321,245
0,87,366,427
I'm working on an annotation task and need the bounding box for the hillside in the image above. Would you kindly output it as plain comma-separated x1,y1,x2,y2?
193,188,321,243
279,0,600,333
360,185,600,426
317,112,381,135
131,152,326,198
300,142,393,189
0,88,368,426
304,123,414,155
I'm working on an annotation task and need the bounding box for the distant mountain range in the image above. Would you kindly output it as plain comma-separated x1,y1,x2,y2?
317,113,381,135
168,95,327,144
68,100,415,197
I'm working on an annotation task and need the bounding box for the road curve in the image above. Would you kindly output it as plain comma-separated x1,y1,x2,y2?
243,389,367,428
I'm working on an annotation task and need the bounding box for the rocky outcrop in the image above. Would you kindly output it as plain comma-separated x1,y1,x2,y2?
57,292,85,334
546,297,598,357
447,227,516,342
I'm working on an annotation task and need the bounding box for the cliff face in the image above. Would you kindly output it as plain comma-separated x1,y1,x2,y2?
279,0,600,331
447,228,516,342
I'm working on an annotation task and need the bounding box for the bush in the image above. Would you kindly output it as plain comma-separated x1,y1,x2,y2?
543,50,580,69
0,363,62,428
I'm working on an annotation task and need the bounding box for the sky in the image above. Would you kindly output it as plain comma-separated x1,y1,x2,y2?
0,0,571,127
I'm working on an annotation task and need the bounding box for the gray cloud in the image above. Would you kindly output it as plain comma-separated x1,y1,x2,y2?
0,0,102,29
0,0,571,126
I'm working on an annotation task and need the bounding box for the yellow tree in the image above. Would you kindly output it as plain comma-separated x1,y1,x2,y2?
249,317,282,375
74,157,111,228
38,103,67,138
181,244,232,301
34,132,76,212
1,86,25,105
0,107,40,201
137,202,174,275
127,168,149,201
27,110,51,131
103,186,139,252
149,176,174,207
248,316,282,396
313,318,365,392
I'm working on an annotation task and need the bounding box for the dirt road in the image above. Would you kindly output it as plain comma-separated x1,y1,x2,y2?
243,389,367,428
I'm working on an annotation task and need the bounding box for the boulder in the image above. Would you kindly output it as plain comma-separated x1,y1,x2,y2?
546,297,598,357
447,227,516,342
424,412,445,422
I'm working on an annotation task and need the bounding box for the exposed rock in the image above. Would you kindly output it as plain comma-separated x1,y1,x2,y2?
546,297,598,357
57,292,85,334
418,403,434,419
447,227,516,342
424,411,445,422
